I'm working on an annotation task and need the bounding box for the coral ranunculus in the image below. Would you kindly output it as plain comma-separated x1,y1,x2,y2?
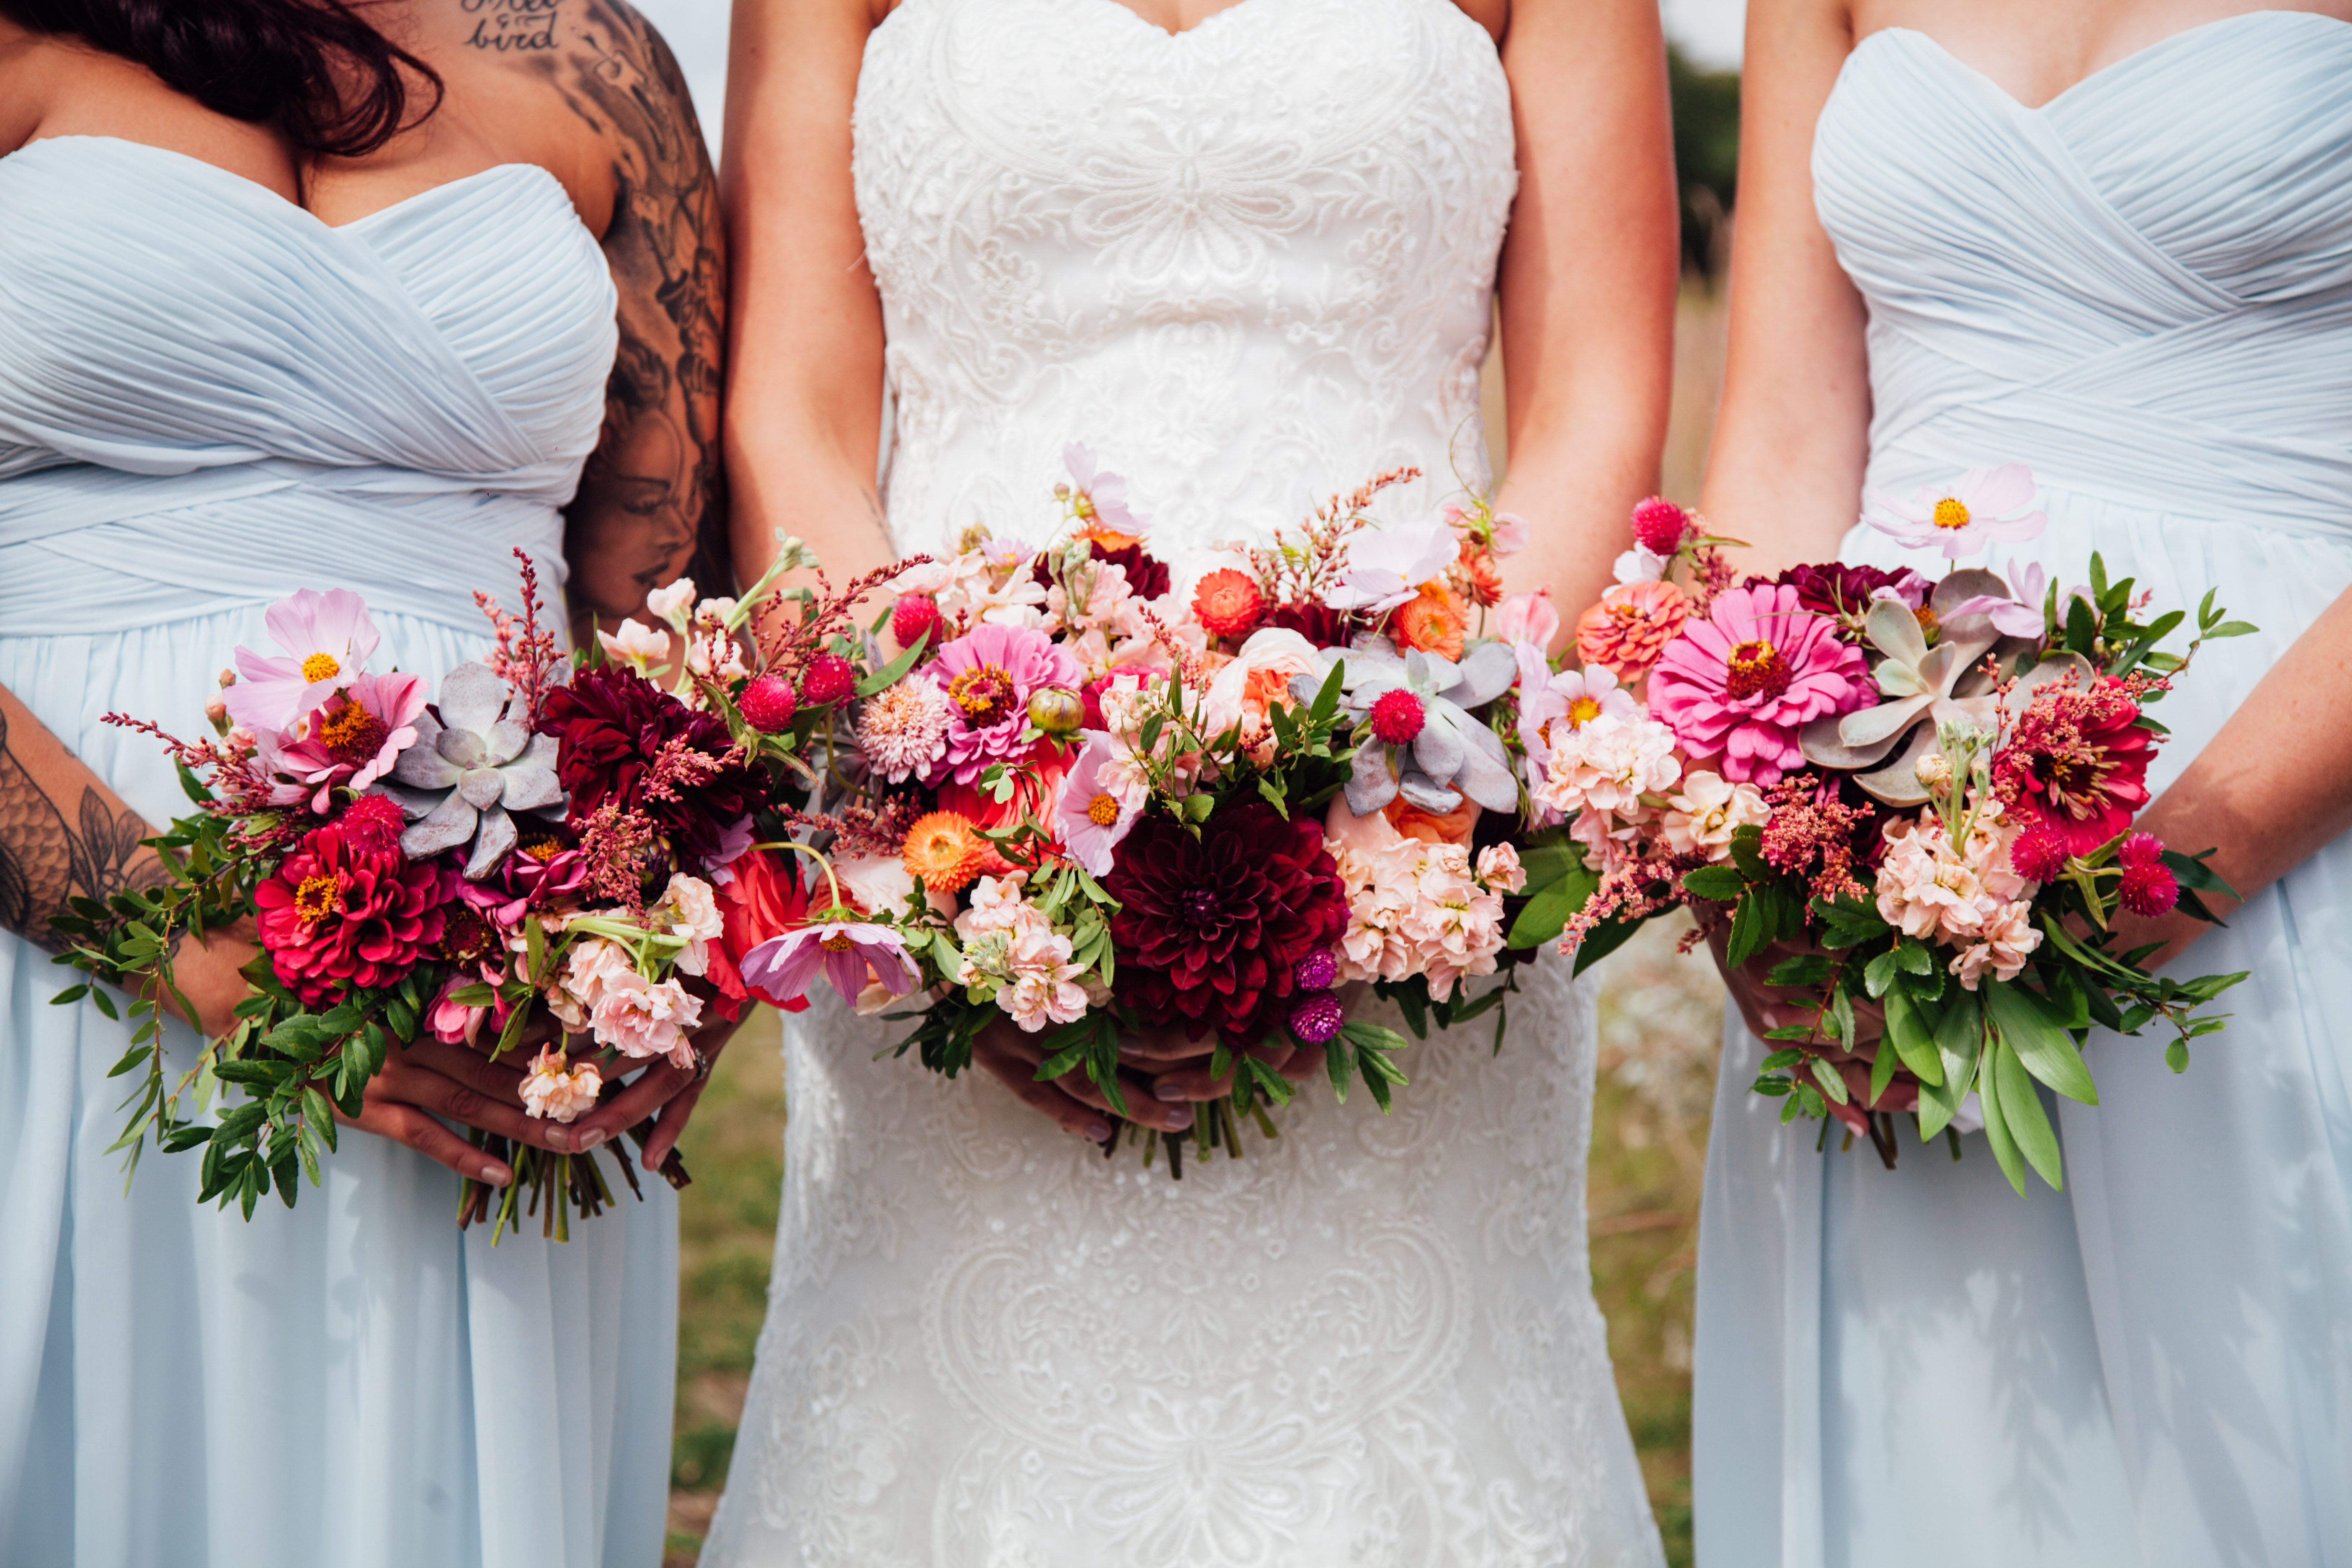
1646,584,1872,784
1575,579,1689,678
254,818,454,1006
1102,799,1349,1042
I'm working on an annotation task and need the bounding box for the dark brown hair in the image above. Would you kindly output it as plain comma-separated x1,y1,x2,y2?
1,0,441,157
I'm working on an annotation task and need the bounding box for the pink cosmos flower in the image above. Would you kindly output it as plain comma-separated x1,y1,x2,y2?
740,921,920,1008
1053,732,1145,877
1862,464,2048,560
519,1048,604,1123
923,622,1082,785
589,970,705,1067
1495,590,1560,649
1945,557,2050,639
1516,654,1643,782
1646,584,1872,784
1064,444,1150,536
258,671,427,812
1326,520,1458,614
224,588,382,733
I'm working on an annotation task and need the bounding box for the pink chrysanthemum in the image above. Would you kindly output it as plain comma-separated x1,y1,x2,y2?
855,678,956,784
2117,859,2180,919
1647,585,1872,784
923,623,1083,786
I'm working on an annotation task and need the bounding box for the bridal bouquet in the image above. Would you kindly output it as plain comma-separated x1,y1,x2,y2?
1550,474,2252,1191
49,547,859,1235
748,449,1585,1172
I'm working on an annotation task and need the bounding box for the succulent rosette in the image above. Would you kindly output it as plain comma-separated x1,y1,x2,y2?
381,661,566,878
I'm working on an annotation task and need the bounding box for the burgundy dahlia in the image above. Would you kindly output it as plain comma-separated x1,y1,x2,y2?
255,819,454,1005
1102,799,1349,1042
538,664,760,863
1751,562,1932,631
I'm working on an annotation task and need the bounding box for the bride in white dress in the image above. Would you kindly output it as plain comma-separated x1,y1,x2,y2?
706,0,1678,1560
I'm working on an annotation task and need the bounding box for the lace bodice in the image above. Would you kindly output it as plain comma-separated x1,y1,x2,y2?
851,0,1518,556
702,6,1663,1563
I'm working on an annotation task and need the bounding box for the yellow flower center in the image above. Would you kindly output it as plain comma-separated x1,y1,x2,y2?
294,872,343,929
1567,696,1603,729
524,838,566,862
1932,496,1972,530
1087,792,1121,826
820,931,856,952
301,651,343,683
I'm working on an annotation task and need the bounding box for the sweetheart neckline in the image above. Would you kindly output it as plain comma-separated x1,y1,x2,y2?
1861,10,2352,114
880,0,1496,50
0,134,565,235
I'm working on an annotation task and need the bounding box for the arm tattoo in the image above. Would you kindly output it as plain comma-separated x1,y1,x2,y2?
543,2,730,632
462,0,562,52
0,708,163,954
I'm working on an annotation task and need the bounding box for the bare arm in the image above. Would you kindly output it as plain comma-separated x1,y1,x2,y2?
545,2,732,643
1490,0,1679,639
1694,0,1871,577
0,686,169,956
720,0,897,607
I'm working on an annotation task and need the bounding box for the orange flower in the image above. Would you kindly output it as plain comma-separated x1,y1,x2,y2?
1575,579,1689,678
1191,567,1266,642
901,811,988,895
1454,540,1504,608
1390,583,1467,661
1383,791,1481,847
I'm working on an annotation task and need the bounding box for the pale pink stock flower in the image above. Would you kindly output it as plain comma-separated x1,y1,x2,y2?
1476,843,1527,894
596,617,670,668
1530,712,1682,820
652,874,724,977
591,970,705,1066
832,853,926,919
1046,559,1137,636
546,937,634,1030
1495,590,1560,648
1612,546,1669,585
1400,843,1507,1001
645,577,697,626
519,1048,604,1123
224,588,381,732
1950,900,2043,990
999,924,1092,1031
1660,771,1772,862
1862,463,2048,560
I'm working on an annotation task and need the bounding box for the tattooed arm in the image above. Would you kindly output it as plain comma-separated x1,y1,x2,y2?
0,687,164,954
537,2,730,646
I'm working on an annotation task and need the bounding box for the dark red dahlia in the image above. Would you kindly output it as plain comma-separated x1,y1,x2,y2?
1102,799,1349,1043
538,665,761,864
1992,677,2155,857
254,820,454,1006
1751,563,1932,631
1263,601,1351,649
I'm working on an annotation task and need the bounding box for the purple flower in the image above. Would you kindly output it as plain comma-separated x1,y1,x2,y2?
1862,464,2047,560
224,588,382,732
738,921,920,1008
923,623,1082,786
1289,991,1345,1046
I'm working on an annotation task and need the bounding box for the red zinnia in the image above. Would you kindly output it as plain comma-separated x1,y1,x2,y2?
255,819,453,1006
1992,677,2156,856
1102,799,1349,1042
1192,568,1265,642
714,848,812,1014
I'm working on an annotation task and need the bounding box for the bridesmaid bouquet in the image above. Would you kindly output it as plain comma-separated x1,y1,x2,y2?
748,449,1588,1173
49,547,866,1235
1550,475,2254,1191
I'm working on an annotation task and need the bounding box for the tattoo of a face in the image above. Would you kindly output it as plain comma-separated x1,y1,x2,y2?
0,709,161,954
544,2,730,629
463,0,565,53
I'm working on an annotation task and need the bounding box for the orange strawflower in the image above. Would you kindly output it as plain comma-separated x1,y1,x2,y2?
1390,583,1467,661
901,810,988,895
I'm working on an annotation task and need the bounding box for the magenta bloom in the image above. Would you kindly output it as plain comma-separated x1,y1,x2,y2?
923,622,1082,785
224,588,381,732
738,921,919,1008
1051,732,1143,877
259,671,426,812
1648,584,1871,784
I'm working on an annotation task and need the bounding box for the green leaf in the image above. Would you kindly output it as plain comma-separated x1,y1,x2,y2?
1726,892,1777,970
1681,864,1746,903
1826,985,1857,1053
1862,949,1901,999
1255,776,1290,819
2205,620,2259,639
2160,848,2242,900
1880,980,1944,1086
1868,1037,1898,1105
1759,1047,1804,1072
1976,1037,2030,1196
1894,940,1934,976
1809,1055,1849,1106
1985,980,2098,1105
1917,990,1982,1140
91,988,120,1021
1993,1035,2063,1191
1242,1055,1296,1107
1507,856,1599,950
1309,659,1346,724
2166,1037,2191,1073
2065,592,2099,656
1728,824,1767,880
1768,953,1837,989
853,628,930,698
1568,914,1644,976
1181,793,1215,824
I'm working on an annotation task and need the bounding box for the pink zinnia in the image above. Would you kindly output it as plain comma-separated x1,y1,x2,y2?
1648,585,1871,784
1575,579,1690,678
923,623,1082,785
260,671,427,812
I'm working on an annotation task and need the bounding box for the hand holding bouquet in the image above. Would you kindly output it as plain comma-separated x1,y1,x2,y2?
1553,474,2254,1191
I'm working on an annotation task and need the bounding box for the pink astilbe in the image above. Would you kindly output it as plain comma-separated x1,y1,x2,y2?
474,548,564,728
1759,777,1874,905
573,799,661,910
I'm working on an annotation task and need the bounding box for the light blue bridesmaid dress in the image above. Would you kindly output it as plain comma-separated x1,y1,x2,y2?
0,138,676,1568
1694,18,2352,1567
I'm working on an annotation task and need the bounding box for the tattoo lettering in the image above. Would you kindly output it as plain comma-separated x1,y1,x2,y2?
543,2,730,634
464,0,564,53
0,709,161,954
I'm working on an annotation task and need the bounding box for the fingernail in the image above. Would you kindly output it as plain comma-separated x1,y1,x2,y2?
480,1163,513,1186
1154,1082,1187,1101
1083,1121,1113,1141
546,1128,574,1151
1161,1106,1194,1130
577,1126,609,1149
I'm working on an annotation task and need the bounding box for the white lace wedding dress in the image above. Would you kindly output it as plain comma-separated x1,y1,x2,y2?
701,3,1663,1563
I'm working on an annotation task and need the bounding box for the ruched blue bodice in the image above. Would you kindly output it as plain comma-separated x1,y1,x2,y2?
0,137,616,633
1816,15,2352,532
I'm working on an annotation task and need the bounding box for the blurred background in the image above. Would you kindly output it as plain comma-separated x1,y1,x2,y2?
624,2,1743,1561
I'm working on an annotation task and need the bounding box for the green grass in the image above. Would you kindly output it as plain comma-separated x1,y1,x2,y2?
665,928,1726,1565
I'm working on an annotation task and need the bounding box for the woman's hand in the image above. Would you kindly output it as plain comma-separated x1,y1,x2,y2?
1697,905,1886,1047
972,1016,1200,1142
338,1026,594,1186
567,1001,750,1174
149,917,262,1040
